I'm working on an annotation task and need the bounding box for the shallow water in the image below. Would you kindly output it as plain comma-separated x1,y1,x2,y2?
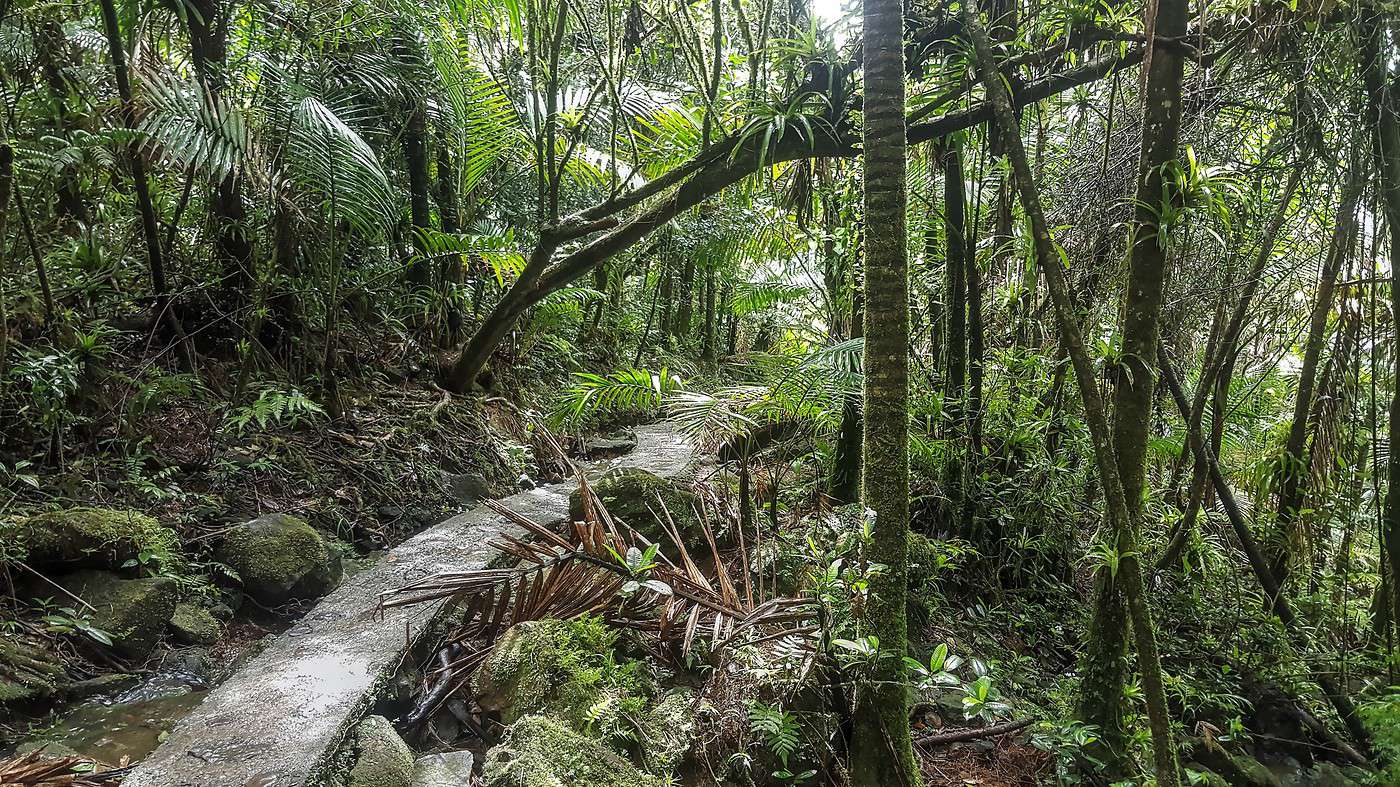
34,687,209,764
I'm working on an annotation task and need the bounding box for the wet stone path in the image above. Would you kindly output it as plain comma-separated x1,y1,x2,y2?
122,424,692,787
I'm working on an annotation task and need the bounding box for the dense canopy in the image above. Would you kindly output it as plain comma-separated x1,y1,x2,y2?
3,0,1400,784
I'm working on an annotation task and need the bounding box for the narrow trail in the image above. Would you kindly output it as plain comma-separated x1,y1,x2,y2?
122,424,693,787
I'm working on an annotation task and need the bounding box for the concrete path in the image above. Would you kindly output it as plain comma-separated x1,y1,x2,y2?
123,424,692,787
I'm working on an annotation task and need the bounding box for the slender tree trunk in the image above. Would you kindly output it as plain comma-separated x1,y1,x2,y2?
675,258,696,338
405,103,434,287
34,18,88,224
1078,0,1189,771
831,290,864,504
1159,352,1373,751
1274,163,1363,590
849,0,919,780
1362,5,1400,644
0,145,12,380
98,0,195,372
965,8,1179,784
702,265,717,361
188,0,254,297
435,133,465,342
943,142,968,529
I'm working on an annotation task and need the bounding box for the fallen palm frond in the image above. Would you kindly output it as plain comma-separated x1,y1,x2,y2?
0,751,127,786
379,452,816,734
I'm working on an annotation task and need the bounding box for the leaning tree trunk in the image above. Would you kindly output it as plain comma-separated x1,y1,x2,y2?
965,7,1180,785
848,0,919,781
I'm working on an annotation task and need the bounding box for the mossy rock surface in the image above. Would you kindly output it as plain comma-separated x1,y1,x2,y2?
214,513,343,605
483,715,663,787
348,715,415,787
474,617,649,730
58,570,177,659
637,688,711,774
569,467,708,552
169,603,223,646
7,507,179,571
0,637,65,709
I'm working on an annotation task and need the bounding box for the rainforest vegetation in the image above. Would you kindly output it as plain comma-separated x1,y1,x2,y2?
2,0,1400,784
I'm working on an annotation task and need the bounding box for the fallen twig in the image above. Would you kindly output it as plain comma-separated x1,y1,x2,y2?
913,717,1035,747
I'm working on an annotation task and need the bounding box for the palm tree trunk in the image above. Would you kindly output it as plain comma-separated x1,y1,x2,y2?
849,0,918,782
405,103,433,287
188,0,254,297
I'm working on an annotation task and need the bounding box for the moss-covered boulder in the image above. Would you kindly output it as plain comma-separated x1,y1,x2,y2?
474,617,649,732
483,715,663,787
569,468,708,552
637,689,711,774
348,715,415,787
0,637,65,709
169,603,222,646
58,570,177,659
214,513,343,605
6,507,179,571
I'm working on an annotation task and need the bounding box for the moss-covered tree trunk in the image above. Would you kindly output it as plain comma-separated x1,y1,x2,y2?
964,7,1179,784
849,0,919,780
1078,0,1188,764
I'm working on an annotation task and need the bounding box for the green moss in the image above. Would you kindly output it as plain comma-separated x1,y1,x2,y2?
347,715,414,787
483,715,664,787
0,638,64,708
169,602,222,646
8,507,180,571
637,689,710,774
58,570,177,658
475,616,651,737
215,514,343,604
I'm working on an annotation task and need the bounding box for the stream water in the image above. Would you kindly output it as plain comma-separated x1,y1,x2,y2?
19,620,292,766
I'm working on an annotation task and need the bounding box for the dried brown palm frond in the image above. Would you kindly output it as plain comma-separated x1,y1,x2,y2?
0,750,127,786
378,460,817,734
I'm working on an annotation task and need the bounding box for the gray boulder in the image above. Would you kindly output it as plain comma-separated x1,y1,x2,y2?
349,715,415,787
411,751,475,787
215,514,343,605
441,471,492,504
583,431,638,458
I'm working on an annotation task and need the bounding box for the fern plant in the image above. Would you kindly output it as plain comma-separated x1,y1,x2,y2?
553,367,685,426
225,386,327,434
